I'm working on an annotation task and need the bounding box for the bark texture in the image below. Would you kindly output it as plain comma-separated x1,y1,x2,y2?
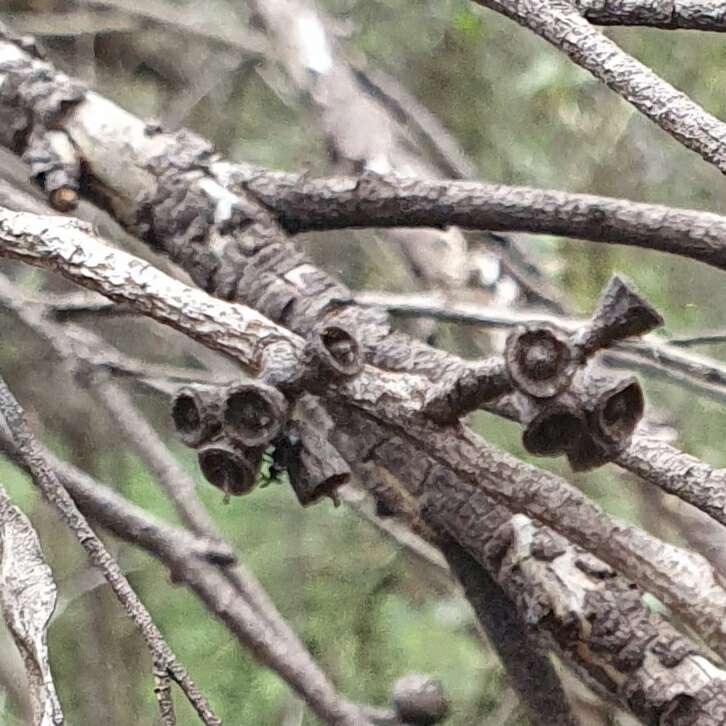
473,0,726,177
3,29,726,724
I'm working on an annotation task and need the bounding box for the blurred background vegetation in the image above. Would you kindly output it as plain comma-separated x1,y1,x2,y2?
1,1,726,724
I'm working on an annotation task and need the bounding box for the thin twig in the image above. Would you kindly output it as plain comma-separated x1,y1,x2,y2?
471,0,726,177
153,663,177,726
667,331,726,347
572,0,726,31
353,290,726,405
0,376,221,726
0,426,373,726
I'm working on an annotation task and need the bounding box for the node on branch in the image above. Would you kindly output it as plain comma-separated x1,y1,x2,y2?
24,128,81,212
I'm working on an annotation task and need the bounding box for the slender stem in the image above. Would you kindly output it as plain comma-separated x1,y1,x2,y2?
0,376,221,726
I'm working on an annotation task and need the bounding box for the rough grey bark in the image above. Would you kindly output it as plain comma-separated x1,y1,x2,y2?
331,410,726,726
441,541,578,726
354,290,726,527
573,0,726,30
7,200,726,724
472,0,726,177
229,169,726,272
3,31,726,723
6,205,725,655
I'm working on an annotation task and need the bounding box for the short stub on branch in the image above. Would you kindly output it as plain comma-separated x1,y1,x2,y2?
303,322,364,386
391,673,449,726
223,382,290,448
171,384,225,448
574,274,663,359
423,359,510,424
24,128,81,212
505,324,575,399
197,439,263,497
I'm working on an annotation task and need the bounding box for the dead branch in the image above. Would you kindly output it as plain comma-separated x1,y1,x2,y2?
4,32,726,722
471,0,726,177
0,276,381,726
0,376,222,726
572,0,726,30
354,290,726,406
4,204,726,722
229,168,726,272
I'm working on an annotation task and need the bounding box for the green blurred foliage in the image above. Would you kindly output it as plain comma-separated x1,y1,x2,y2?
2,0,726,724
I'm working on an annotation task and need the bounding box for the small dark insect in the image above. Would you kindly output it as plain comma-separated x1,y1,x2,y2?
261,428,303,487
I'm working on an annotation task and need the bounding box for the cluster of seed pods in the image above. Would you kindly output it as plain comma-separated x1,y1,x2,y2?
508,276,661,469
170,323,364,505
172,275,661,504
424,275,663,470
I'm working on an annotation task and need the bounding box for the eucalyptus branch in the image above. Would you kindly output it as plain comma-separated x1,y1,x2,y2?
231,169,726,272
0,375,222,726
573,0,726,30
5,203,726,685
354,290,726,404
0,271,380,726
352,290,726,531
4,36,726,720
470,0,726,177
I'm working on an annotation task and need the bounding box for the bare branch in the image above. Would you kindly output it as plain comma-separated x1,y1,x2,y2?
6,203,726,706
668,331,726,347
354,290,726,405
0,208,291,369
5,37,726,720
0,426,375,726
0,376,221,726
352,291,726,536
573,0,726,31
0,270,380,726
471,0,726,177
245,0,469,288
234,169,726,272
